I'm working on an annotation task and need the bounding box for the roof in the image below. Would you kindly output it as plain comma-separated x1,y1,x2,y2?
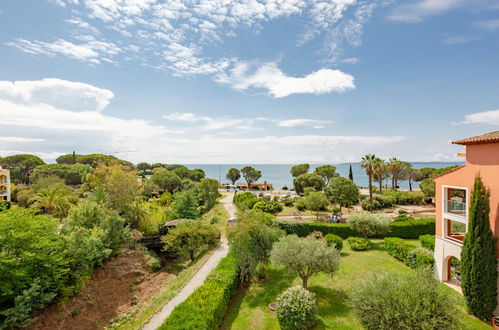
452,131,499,145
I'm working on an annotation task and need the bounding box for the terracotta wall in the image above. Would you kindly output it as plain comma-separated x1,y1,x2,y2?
434,144,499,256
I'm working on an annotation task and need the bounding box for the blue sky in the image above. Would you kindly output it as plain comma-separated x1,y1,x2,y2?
0,0,498,164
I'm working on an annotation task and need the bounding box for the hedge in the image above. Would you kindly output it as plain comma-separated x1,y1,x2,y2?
419,234,435,251
347,237,371,251
384,237,434,269
275,217,435,239
159,254,239,330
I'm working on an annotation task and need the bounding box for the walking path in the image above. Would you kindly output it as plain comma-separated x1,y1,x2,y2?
141,193,235,330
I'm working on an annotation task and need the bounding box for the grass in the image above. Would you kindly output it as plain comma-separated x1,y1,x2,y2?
221,240,491,330
201,201,229,236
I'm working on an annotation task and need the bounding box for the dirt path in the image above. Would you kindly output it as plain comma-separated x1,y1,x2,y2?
141,193,235,330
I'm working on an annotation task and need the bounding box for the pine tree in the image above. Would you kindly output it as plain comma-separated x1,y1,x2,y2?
461,175,498,320
349,164,354,182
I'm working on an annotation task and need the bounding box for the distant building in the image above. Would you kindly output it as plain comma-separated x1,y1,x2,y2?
433,131,499,314
0,167,11,202
236,181,273,191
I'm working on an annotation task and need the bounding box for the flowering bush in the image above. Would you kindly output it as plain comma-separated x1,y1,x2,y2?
276,286,317,330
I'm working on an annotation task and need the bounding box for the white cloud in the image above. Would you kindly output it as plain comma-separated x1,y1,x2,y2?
277,119,333,128
461,108,499,125
162,112,265,131
388,0,464,22
442,35,478,45
0,137,45,142
475,19,499,32
217,62,355,97
0,78,114,112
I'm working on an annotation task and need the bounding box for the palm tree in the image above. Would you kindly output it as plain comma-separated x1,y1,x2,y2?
84,185,108,204
388,157,402,189
361,154,377,212
30,187,70,216
373,158,386,194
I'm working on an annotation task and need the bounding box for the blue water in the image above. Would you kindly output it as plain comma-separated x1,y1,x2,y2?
185,162,464,189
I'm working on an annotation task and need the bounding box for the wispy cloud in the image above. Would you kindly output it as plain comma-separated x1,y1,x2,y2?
0,137,45,142
442,35,478,45
460,108,499,125
276,119,333,128
388,0,464,23
475,19,499,32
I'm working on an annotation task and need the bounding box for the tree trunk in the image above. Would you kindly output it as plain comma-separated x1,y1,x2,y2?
368,174,373,212
301,275,309,289
379,178,383,194
409,179,412,191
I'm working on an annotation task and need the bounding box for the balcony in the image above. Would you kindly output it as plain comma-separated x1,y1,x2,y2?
443,187,467,219
445,200,467,217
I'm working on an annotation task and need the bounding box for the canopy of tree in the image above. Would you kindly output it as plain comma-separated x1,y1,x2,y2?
0,154,45,183
31,164,91,185
56,153,133,168
290,163,310,177
293,173,324,194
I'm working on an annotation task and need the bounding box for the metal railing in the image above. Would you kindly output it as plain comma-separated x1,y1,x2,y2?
445,200,467,217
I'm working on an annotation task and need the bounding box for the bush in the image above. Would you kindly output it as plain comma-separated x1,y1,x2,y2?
283,199,294,207
275,217,435,239
407,247,434,269
361,198,381,211
276,286,317,330
159,254,239,329
393,214,413,222
233,192,258,210
350,270,459,329
252,200,283,214
419,234,435,251
383,237,416,264
295,198,306,211
347,213,389,238
347,237,371,251
0,200,11,211
332,207,341,213
382,190,425,205
282,186,288,190
398,209,407,215
324,234,343,251
144,249,162,273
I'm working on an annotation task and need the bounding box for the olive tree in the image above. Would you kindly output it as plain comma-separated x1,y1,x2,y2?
325,177,359,208
347,213,389,238
304,191,329,220
270,235,340,289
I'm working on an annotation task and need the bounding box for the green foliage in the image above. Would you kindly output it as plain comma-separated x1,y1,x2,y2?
290,164,310,177
144,249,162,273
347,213,389,238
294,197,306,211
283,199,294,207
228,210,282,284
162,220,220,260
361,198,381,211
383,237,416,264
276,286,317,330
407,247,434,269
276,217,435,239
303,191,329,220
348,164,354,181
270,235,340,289
31,163,91,185
347,237,371,251
172,190,200,219
325,177,359,207
137,202,166,235
197,178,220,211
29,186,73,217
314,165,337,185
252,200,283,214
226,168,241,185
324,234,343,251
0,208,69,327
293,173,324,195
15,188,35,207
350,269,459,330
56,153,132,168
151,171,182,193
159,254,239,330
0,200,11,212
0,154,45,183
381,190,425,205
419,178,435,198
419,234,435,251
240,166,262,186
233,192,258,210
461,175,498,320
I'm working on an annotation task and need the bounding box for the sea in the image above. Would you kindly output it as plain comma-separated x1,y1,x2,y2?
184,162,464,190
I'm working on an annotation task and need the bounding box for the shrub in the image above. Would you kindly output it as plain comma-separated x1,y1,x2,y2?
252,200,283,214
233,192,258,210
407,247,434,269
382,190,425,205
332,207,341,213
350,269,459,329
276,286,317,330
419,234,435,251
398,209,407,215
0,200,11,211
324,234,343,251
210,216,219,225
295,198,306,211
283,199,294,207
144,249,162,272
159,254,239,329
393,214,413,222
388,218,435,238
282,186,288,190
347,213,389,238
347,237,371,251
361,198,381,211
383,237,416,264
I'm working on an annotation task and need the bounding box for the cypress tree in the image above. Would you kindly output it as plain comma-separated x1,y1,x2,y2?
349,164,354,182
461,175,498,320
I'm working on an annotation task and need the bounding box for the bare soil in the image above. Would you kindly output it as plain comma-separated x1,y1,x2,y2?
28,248,177,330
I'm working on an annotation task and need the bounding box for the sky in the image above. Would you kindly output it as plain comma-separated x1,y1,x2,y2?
0,0,498,164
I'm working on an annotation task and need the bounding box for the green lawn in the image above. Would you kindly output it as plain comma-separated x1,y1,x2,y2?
221,240,490,330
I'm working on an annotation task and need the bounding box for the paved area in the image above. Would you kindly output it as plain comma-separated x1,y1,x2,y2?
141,193,235,330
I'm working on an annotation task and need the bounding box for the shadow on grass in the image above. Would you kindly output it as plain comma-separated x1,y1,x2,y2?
370,241,386,251
310,285,352,319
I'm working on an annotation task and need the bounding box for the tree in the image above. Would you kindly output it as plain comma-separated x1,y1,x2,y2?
228,210,282,284
420,178,435,198
348,164,354,182
0,154,45,183
401,163,418,191
372,158,386,194
314,165,338,185
360,154,377,212
325,177,359,208
304,191,329,220
29,187,72,217
461,175,498,320
31,163,91,185
241,166,262,187
226,168,241,185
136,162,151,174
197,178,220,210
388,157,403,189
172,190,199,219
152,171,182,193
347,212,389,238
270,235,340,289
162,220,220,261
293,173,324,195
290,164,310,177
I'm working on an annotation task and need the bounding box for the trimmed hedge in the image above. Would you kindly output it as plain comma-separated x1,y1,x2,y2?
275,217,435,239
419,234,435,251
384,237,434,269
160,254,239,330
347,237,371,251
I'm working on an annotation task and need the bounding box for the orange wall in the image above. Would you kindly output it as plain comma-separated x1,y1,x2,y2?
435,144,499,256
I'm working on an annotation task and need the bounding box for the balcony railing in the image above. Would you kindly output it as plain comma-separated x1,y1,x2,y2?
445,200,467,217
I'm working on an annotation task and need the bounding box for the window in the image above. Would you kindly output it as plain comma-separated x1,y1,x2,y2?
445,218,466,243
444,187,467,218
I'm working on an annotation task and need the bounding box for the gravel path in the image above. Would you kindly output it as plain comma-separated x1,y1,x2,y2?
141,193,235,330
